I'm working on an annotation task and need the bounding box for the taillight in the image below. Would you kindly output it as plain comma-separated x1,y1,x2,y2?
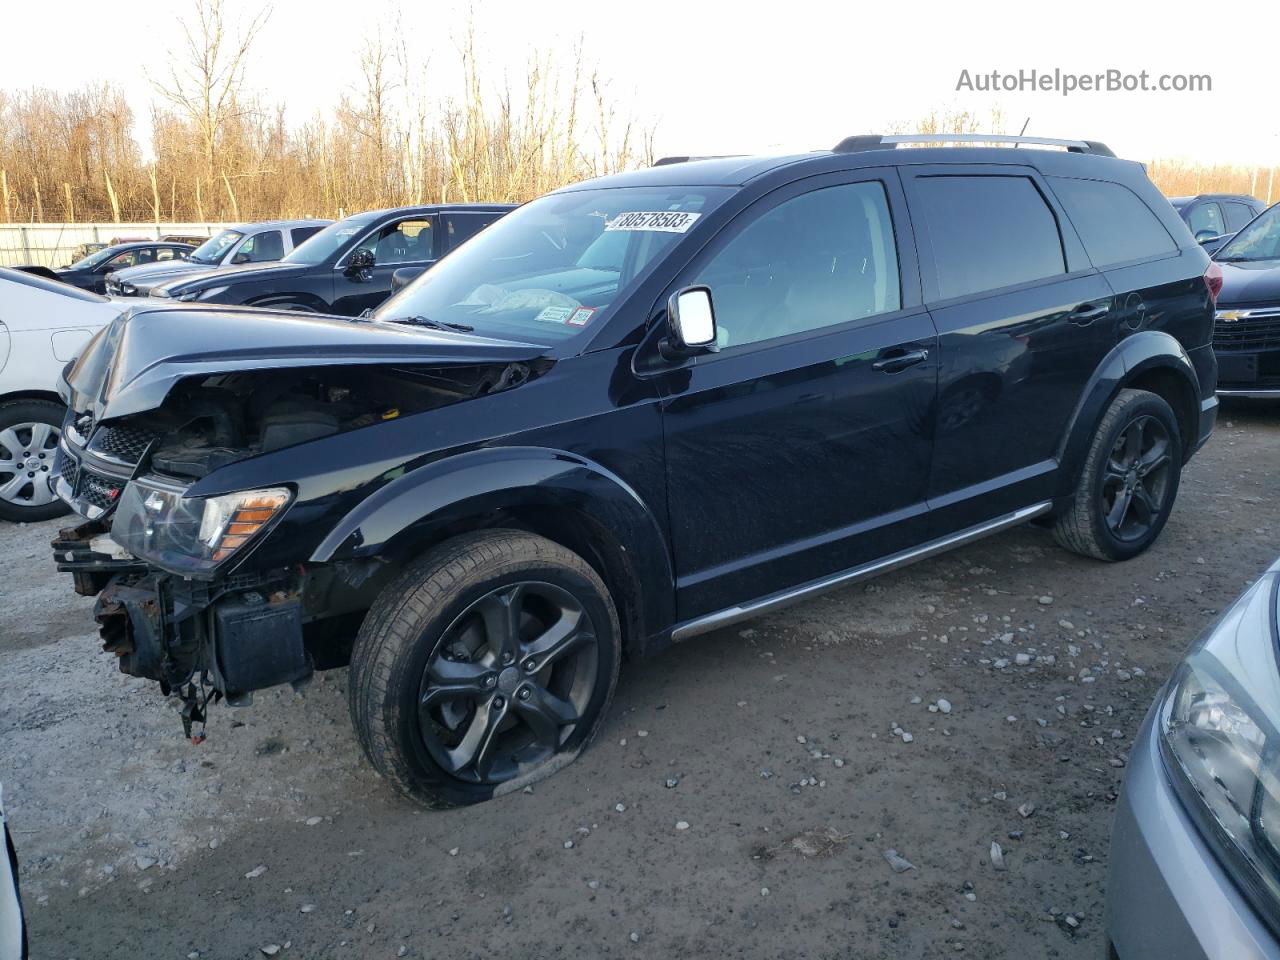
1205,261,1224,306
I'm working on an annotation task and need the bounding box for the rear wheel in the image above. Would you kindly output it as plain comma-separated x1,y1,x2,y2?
0,399,69,523
1053,389,1182,561
348,530,621,807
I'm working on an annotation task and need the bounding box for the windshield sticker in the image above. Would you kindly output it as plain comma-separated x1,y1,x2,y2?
566,307,596,326
605,211,701,234
534,305,576,324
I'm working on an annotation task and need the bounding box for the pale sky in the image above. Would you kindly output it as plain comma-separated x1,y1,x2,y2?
4,0,1278,168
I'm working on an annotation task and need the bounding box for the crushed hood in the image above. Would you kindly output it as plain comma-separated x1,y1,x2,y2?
62,304,548,421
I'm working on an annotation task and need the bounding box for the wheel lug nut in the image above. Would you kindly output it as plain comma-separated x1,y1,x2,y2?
484,675,496,687
518,688,531,701
493,696,505,709
523,659,536,672
502,653,514,665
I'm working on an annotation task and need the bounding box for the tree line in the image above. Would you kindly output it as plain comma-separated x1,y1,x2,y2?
0,1,653,224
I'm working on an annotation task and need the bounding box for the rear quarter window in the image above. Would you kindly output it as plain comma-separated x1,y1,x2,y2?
915,175,1065,301
1050,177,1178,267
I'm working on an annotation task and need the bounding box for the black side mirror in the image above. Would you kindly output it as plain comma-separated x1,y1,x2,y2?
1194,229,1219,243
390,265,427,294
660,286,719,361
346,248,376,280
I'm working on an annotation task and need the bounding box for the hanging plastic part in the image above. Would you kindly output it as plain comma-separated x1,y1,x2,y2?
177,677,222,745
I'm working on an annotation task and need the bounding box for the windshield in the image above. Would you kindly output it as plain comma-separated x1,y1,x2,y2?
372,186,732,344
284,217,375,265
189,229,243,265
1218,204,1280,262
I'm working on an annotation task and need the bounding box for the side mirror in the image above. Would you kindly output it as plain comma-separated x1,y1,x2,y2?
661,286,718,360
390,265,427,294
1194,229,1219,243
346,249,376,279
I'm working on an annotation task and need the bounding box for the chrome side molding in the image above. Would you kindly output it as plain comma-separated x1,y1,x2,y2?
670,502,1053,642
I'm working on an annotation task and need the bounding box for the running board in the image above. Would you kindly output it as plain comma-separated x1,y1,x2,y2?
670,502,1052,642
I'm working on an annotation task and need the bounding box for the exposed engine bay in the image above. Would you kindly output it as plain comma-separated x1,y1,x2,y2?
105,360,538,481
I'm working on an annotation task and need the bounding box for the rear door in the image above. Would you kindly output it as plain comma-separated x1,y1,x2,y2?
658,170,938,619
902,165,1115,533
1224,201,1259,233
440,211,505,256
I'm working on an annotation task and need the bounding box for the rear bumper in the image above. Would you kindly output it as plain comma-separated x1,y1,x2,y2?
1105,708,1280,960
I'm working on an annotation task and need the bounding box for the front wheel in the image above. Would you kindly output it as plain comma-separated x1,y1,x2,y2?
1053,388,1183,561
348,530,621,807
0,399,69,523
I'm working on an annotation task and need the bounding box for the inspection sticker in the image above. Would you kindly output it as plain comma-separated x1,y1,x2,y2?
566,306,596,326
534,305,575,324
605,211,701,233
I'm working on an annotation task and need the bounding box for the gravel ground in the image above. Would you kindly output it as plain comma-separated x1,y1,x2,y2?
2,400,1277,960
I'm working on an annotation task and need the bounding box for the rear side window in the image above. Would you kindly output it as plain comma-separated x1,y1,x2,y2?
1223,202,1257,231
1050,177,1177,267
915,176,1065,301
1186,202,1224,238
444,213,501,252
291,225,323,247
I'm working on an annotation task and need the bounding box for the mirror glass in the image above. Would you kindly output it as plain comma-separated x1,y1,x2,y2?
674,287,715,346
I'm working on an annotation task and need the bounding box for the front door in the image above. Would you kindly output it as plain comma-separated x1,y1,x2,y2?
658,172,939,621
332,215,437,315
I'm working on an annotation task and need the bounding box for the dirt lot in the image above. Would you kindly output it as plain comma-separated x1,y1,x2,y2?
2,400,1277,960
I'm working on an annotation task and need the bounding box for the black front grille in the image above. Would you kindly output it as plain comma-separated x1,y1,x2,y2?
80,472,124,511
1214,312,1280,352
90,425,158,464
56,450,79,490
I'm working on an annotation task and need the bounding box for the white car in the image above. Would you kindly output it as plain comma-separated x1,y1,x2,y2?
0,267,124,521
0,783,25,960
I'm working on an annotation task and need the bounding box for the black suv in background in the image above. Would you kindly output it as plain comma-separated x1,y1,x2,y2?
1169,193,1264,250
51,134,1218,808
106,219,332,297
145,204,515,315
28,240,198,293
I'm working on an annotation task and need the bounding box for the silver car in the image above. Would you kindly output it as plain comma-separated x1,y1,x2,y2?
1107,556,1280,959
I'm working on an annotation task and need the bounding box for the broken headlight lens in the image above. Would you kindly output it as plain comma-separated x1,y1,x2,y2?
1160,567,1280,932
109,479,291,574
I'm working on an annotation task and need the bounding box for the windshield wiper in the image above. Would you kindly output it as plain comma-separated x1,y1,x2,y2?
385,315,475,333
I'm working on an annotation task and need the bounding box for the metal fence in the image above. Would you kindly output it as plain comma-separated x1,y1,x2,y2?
0,222,235,268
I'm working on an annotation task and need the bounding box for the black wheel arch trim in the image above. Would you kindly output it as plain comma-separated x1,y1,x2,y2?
1053,330,1203,504
309,445,676,650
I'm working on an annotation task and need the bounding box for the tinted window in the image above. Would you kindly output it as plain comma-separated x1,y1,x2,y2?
916,176,1065,300
291,225,324,247
1050,177,1177,267
444,213,501,252
1224,202,1257,231
1187,202,1224,238
105,249,143,270
237,230,284,263
354,218,434,265
690,181,900,348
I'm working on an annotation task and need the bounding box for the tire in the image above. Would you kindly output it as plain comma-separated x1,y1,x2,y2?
348,530,621,807
0,399,69,523
1053,388,1183,561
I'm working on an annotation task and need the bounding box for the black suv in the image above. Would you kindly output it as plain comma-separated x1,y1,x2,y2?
51,134,1219,807
146,204,515,315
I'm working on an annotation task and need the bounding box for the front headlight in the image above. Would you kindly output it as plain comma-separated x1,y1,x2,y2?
109,479,291,575
181,285,230,302
119,282,136,295
1160,566,1280,932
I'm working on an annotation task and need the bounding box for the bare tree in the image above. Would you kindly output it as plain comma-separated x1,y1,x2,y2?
152,0,271,187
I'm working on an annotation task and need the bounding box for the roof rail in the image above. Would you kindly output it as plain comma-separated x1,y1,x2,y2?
653,155,739,166
832,134,1115,157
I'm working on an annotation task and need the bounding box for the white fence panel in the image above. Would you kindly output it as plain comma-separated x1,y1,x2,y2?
0,223,235,268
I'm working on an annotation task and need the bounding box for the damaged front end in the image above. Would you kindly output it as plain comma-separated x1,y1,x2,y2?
50,306,549,740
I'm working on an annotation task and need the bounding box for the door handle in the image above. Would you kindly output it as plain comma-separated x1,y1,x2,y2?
1068,302,1111,325
871,348,930,373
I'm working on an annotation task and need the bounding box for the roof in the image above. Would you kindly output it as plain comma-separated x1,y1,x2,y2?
337,203,518,222
1168,194,1260,204
230,218,335,229
559,143,1144,193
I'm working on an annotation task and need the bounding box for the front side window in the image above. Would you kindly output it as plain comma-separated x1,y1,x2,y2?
374,186,731,345
189,229,244,265
916,175,1065,301
105,249,142,270
1187,202,1225,239
156,247,180,262
234,230,284,263
689,181,901,348
1217,204,1280,262
1050,177,1176,267
353,218,435,266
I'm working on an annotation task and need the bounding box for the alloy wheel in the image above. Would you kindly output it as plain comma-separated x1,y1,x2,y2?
0,422,60,508
1101,414,1171,542
417,581,599,785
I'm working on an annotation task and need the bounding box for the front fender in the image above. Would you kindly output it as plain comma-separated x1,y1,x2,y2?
310,445,676,642
1054,330,1201,501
